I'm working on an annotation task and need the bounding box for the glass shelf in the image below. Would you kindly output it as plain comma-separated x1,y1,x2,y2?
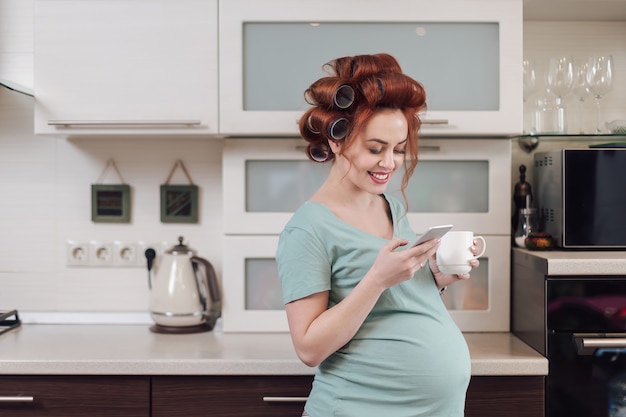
512,133,626,153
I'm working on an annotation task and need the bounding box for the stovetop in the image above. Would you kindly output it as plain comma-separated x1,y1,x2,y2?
0,310,21,335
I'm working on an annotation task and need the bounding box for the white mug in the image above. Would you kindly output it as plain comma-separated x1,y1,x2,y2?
436,231,487,275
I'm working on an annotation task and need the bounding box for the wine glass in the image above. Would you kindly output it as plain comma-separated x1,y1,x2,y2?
546,56,575,99
585,55,614,133
545,56,574,133
571,61,590,133
522,60,538,133
523,59,538,101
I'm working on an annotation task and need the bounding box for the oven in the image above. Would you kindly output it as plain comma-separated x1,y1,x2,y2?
512,249,626,417
546,277,626,417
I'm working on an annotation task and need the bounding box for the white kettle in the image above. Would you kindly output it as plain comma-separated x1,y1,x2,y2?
146,237,221,332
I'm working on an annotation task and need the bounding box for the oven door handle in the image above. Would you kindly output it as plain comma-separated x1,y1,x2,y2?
574,334,626,355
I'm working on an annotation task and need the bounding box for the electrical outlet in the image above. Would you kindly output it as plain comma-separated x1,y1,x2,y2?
90,241,114,266
66,241,90,266
113,241,140,267
137,241,167,267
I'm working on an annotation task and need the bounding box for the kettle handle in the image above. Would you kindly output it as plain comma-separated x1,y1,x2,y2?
190,256,221,305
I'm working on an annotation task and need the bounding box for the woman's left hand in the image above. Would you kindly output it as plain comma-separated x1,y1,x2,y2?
429,240,481,289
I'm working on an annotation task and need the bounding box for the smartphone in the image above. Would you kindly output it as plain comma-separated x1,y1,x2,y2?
412,224,453,246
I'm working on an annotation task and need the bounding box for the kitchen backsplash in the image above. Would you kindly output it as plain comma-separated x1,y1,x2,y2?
1,1,625,317
0,89,224,315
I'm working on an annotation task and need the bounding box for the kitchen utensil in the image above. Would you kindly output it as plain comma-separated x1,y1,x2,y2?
147,237,221,333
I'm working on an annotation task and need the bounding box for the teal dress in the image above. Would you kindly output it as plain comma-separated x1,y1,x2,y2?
277,195,471,417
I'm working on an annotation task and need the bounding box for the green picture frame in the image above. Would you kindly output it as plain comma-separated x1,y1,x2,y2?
91,184,131,223
160,184,199,223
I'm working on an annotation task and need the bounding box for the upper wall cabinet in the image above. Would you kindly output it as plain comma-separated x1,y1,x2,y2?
34,0,218,136
219,0,523,137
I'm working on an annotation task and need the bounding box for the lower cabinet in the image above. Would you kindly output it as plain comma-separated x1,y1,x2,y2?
152,375,545,417
0,376,150,417
0,375,544,417
152,375,310,417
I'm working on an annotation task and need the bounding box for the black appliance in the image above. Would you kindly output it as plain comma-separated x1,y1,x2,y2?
534,148,626,249
514,272,626,417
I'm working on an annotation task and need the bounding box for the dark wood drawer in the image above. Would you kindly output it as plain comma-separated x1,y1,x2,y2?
467,376,545,417
0,376,150,417
152,375,312,417
152,375,544,417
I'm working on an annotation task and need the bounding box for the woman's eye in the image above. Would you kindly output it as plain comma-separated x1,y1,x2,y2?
394,147,406,154
369,148,383,154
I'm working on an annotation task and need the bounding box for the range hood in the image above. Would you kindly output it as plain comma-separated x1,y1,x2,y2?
0,79,34,97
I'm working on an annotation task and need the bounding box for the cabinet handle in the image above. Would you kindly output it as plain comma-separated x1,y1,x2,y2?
47,120,202,127
421,119,449,125
418,145,441,152
262,396,308,403
0,396,35,402
574,335,626,355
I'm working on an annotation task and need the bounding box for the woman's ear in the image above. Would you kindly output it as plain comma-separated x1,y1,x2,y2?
328,139,342,155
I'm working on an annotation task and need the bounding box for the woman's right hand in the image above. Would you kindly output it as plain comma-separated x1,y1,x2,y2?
366,238,439,290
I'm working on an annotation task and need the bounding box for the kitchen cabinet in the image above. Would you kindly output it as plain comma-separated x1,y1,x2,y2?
151,375,544,417
223,138,512,235
221,138,512,332
219,0,523,136
0,374,544,417
222,234,510,333
0,376,150,417
34,0,218,136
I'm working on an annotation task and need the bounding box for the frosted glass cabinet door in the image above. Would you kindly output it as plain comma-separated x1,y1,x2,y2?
222,236,288,332
219,0,522,136
223,138,326,234
387,138,512,235
223,138,511,235
222,235,510,332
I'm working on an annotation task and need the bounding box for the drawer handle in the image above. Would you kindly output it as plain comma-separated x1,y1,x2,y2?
262,396,308,403
0,396,35,402
47,120,202,127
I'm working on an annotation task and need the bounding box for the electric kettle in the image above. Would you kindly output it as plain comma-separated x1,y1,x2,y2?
145,237,221,333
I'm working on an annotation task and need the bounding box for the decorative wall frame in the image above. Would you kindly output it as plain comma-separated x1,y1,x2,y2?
91,159,131,223
160,160,199,223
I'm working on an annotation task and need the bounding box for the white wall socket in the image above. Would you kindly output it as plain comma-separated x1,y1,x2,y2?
90,241,114,266
113,241,140,267
66,241,90,266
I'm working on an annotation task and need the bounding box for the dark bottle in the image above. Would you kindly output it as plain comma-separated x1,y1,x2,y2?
512,164,533,233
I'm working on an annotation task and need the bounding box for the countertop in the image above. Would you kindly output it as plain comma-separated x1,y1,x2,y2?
512,248,626,275
0,324,547,376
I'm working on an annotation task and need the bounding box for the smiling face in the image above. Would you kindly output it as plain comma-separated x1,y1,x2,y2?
329,108,408,195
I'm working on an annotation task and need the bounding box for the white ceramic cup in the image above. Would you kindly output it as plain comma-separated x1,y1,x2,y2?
436,231,487,275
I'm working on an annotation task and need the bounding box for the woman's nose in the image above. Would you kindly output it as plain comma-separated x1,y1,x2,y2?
379,151,395,168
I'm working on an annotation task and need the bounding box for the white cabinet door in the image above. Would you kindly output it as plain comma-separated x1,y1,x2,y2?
219,0,522,136
222,235,510,332
34,0,218,135
222,138,511,236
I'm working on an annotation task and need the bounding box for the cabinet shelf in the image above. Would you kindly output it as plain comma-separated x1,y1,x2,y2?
513,133,626,153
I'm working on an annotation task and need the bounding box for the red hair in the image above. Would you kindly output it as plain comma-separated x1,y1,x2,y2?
299,53,427,196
